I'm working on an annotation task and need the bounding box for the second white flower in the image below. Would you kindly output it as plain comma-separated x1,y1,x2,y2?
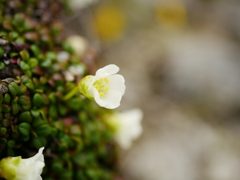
78,64,126,109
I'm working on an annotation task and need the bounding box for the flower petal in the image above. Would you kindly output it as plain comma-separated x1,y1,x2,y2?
108,74,126,95
23,147,44,165
115,109,143,149
96,64,119,76
93,87,122,109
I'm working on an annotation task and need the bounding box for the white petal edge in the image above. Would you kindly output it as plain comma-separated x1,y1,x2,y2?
96,64,119,76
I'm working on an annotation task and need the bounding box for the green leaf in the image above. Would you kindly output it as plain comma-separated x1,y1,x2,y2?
17,85,27,95
49,105,57,118
0,61,5,70
3,94,11,104
51,161,63,173
33,136,47,149
18,111,32,123
0,47,4,58
33,93,43,108
66,97,83,110
30,109,40,118
20,61,30,71
18,95,31,105
2,104,11,113
18,122,31,136
0,93,3,104
20,49,29,61
30,45,40,57
7,140,15,148
28,58,38,68
21,75,34,90
1,119,10,127
11,102,19,115
0,127,7,136
8,82,19,97
35,125,52,136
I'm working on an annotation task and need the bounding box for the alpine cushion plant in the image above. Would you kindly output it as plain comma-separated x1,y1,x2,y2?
0,0,124,179
78,64,126,109
0,147,45,180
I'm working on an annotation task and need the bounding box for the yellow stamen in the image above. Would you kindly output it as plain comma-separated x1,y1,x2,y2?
104,78,109,84
105,87,109,92
93,77,110,97
95,84,99,90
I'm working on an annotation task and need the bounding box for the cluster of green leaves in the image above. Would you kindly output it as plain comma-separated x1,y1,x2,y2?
0,0,118,179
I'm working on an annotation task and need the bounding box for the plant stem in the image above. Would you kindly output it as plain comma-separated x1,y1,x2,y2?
63,86,79,101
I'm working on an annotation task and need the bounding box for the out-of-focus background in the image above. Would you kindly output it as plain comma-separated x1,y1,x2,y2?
66,0,240,179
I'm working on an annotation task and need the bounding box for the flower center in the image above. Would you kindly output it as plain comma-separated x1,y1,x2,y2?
94,77,109,97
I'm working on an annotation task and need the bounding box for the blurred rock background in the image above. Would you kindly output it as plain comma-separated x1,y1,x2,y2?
66,0,240,179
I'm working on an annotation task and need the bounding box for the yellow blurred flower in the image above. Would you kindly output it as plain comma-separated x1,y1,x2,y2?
156,1,187,29
93,5,126,42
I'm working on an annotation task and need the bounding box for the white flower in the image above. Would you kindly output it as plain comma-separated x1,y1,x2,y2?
0,147,45,180
64,65,85,81
106,109,143,149
57,51,70,62
68,65,85,76
70,0,98,10
66,35,88,57
78,64,126,109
